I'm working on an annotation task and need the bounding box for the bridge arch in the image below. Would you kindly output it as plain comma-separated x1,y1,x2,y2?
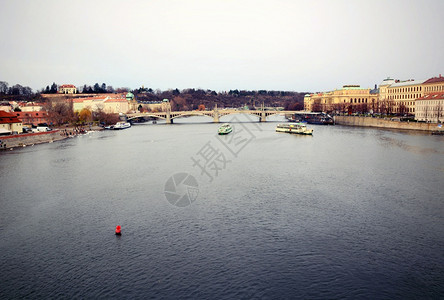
126,110,301,124
127,114,167,121
219,111,261,121
170,112,213,120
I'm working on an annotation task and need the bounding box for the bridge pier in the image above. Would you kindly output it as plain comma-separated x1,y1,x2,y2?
213,104,220,123
166,111,172,124
260,112,266,122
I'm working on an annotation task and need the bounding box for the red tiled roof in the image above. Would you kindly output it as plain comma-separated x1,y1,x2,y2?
0,110,22,124
15,111,48,118
423,76,444,84
19,102,44,107
416,92,444,100
59,84,76,88
72,96,108,103
105,98,127,103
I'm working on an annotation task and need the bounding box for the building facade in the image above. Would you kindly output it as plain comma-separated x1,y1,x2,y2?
414,92,444,123
19,102,44,112
378,78,396,110
15,111,50,126
0,110,23,134
386,79,425,115
71,95,130,114
422,75,444,93
304,85,378,114
59,84,77,94
72,96,109,113
103,98,129,114
304,74,443,120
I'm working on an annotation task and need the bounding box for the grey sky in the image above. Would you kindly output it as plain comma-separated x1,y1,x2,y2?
1,0,443,92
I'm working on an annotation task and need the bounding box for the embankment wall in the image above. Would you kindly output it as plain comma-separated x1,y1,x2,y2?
334,116,441,132
0,130,66,149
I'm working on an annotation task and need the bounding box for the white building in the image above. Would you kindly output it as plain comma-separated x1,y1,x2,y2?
415,92,444,123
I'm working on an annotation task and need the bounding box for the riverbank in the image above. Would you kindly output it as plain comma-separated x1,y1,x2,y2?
334,116,443,132
0,130,67,150
56,125,104,137
0,125,104,150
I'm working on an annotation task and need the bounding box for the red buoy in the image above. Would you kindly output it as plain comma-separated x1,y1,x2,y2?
115,225,121,235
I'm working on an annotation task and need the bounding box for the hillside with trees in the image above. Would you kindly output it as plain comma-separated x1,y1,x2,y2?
1,80,308,111
134,88,307,111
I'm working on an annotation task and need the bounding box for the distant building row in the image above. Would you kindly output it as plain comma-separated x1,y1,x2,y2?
304,74,444,123
0,92,172,127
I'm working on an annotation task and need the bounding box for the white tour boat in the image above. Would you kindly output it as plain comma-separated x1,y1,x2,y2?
276,123,313,135
218,123,233,135
112,122,131,130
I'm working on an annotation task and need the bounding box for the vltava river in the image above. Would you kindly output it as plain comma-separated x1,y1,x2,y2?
1,115,443,298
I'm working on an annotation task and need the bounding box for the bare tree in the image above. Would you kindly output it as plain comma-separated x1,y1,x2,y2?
0,81,8,94
399,103,406,116
312,102,322,112
44,99,76,126
436,102,443,123
424,104,429,122
387,100,394,115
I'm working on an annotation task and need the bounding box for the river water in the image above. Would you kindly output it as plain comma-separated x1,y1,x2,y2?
1,115,443,299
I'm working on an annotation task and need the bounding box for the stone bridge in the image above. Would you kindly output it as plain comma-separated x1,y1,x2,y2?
126,108,304,124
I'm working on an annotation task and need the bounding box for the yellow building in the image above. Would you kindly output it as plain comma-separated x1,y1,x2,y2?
422,75,444,93
103,98,129,114
138,101,171,112
386,79,425,115
304,74,444,116
415,92,444,123
59,84,77,94
72,96,109,113
378,78,396,109
304,85,378,113
72,96,130,114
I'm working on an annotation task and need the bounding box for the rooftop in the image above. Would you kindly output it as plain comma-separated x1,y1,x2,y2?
0,110,22,124
104,98,127,103
72,96,109,103
379,77,396,86
423,75,444,84
340,85,369,90
417,92,444,100
390,79,426,87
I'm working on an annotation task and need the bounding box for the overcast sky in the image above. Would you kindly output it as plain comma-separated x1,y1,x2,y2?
1,0,443,93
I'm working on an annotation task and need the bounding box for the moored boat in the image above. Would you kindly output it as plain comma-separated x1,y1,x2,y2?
218,123,232,135
276,123,313,135
289,112,334,125
112,122,131,130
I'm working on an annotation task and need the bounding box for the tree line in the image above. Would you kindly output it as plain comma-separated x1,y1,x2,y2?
41,82,126,94
134,88,307,111
0,81,33,96
1,80,307,111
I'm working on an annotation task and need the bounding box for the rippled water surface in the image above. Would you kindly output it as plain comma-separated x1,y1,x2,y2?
1,116,443,299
